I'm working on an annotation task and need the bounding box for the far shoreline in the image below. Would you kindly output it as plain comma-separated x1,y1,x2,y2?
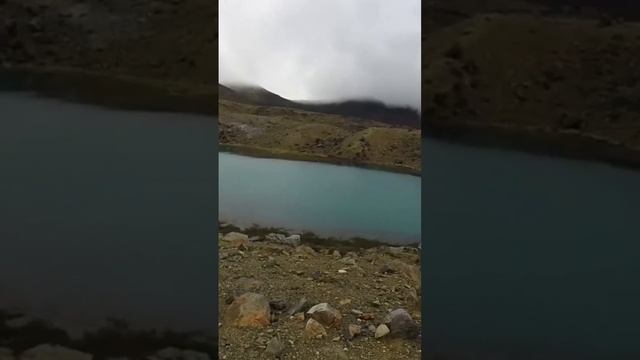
424,121,640,172
219,143,422,176
218,221,421,251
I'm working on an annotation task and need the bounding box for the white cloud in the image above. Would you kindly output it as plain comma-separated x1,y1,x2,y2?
219,0,421,110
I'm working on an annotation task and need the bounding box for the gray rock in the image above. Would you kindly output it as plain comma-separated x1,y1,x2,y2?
265,233,286,242
286,297,308,316
284,234,300,246
384,308,420,339
20,344,92,360
375,324,390,338
264,337,285,358
306,303,342,328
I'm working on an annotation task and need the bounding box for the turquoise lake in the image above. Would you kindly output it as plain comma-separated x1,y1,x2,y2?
0,91,217,336
423,138,640,359
218,152,422,244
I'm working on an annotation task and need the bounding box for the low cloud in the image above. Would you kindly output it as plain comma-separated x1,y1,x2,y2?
220,0,421,110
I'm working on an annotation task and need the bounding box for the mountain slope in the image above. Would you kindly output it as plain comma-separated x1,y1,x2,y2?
219,84,420,128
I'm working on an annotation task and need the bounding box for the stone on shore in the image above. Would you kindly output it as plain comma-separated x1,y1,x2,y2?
375,324,390,338
306,303,342,328
384,308,420,339
224,292,271,327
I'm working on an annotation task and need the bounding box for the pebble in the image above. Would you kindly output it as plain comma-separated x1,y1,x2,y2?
375,324,390,338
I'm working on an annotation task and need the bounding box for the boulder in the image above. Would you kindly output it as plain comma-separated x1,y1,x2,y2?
224,293,271,327
384,309,420,339
306,303,342,328
284,234,301,246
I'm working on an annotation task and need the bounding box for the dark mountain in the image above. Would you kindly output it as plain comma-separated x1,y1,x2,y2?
219,84,421,128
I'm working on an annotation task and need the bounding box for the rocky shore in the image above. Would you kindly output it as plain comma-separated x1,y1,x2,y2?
218,225,422,359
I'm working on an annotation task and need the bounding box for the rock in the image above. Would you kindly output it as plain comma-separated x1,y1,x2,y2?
395,261,421,290
284,234,300,246
286,297,308,316
379,264,396,274
265,233,286,242
345,324,361,340
375,324,390,338
339,257,356,266
222,232,249,242
304,318,327,338
0,348,14,360
148,347,210,360
224,293,271,327
20,344,92,360
295,245,316,256
264,337,284,358
368,325,377,333
306,303,342,328
291,312,305,322
384,309,420,339
332,250,341,258
269,299,288,311
350,309,363,316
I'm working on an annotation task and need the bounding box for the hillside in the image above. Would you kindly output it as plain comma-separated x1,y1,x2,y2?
219,99,422,174
0,0,217,113
423,5,640,167
220,84,421,128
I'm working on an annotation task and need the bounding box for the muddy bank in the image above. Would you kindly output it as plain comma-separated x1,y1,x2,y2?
217,225,422,359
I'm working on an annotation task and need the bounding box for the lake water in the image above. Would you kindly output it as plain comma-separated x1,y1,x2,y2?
422,138,640,359
218,152,422,244
0,92,217,337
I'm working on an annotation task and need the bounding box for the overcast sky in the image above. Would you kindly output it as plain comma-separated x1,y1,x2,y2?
219,0,421,110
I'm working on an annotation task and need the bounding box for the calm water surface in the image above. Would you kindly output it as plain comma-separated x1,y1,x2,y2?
219,152,421,243
0,92,217,336
423,138,640,359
